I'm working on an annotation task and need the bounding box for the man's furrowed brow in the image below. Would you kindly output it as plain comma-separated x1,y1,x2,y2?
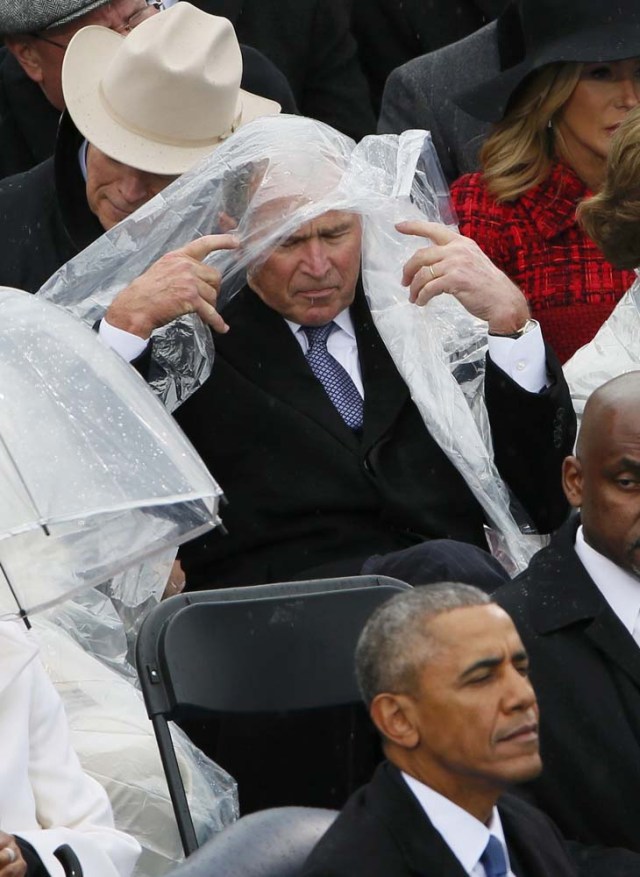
612,457,640,476
321,221,355,235
281,221,352,246
459,657,502,680
458,649,528,680
282,229,312,246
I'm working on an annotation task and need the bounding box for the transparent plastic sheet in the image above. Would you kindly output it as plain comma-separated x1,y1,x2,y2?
563,272,640,425
355,133,544,573
46,549,177,677
0,293,235,873
39,115,544,571
0,291,222,618
33,616,238,876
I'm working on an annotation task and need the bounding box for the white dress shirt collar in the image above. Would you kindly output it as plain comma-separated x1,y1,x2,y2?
575,525,640,637
284,307,356,342
285,307,363,397
401,772,512,876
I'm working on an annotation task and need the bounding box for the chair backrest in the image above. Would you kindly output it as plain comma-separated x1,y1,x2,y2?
166,807,338,877
136,575,410,854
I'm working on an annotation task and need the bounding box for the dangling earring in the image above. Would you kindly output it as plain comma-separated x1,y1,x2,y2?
547,119,553,130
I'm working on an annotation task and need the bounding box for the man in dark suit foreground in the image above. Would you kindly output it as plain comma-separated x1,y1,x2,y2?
302,584,640,876
495,372,640,852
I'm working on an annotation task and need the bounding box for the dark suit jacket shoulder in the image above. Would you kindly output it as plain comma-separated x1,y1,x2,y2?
301,762,582,877
377,23,495,182
0,157,78,293
352,0,504,116
495,518,640,852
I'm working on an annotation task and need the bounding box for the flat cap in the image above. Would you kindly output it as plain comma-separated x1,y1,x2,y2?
0,0,111,34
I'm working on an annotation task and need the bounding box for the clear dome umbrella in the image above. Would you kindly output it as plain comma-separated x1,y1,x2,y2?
0,289,222,620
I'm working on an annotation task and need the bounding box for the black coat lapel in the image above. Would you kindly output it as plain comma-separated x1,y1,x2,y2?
351,285,410,452
499,796,576,877
218,288,361,451
368,764,469,877
527,518,640,690
55,112,104,252
585,613,640,690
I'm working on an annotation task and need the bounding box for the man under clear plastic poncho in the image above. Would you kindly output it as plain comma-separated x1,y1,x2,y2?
39,114,576,583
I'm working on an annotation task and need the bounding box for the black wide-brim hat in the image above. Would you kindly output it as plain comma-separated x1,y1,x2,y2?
455,0,640,123
0,0,111,34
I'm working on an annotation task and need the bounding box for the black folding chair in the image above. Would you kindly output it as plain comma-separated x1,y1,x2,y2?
135,575,410,855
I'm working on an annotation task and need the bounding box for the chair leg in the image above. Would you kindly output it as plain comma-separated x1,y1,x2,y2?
152,716,199,856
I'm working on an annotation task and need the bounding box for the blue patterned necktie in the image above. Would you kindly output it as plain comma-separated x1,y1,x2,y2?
303,323,363,430
481,835,508,877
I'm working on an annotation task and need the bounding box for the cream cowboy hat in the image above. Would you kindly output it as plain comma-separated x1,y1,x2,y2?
61,1,281,175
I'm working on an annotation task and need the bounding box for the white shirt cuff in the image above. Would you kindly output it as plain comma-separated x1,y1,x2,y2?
487,322,548,393
98,318,149,363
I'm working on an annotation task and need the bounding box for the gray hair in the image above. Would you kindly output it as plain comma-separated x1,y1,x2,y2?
355,583,491,705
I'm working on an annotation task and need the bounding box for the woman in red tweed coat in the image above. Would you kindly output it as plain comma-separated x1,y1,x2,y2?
448,0,639,362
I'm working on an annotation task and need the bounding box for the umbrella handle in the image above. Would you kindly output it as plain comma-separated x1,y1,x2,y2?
53,845,83,877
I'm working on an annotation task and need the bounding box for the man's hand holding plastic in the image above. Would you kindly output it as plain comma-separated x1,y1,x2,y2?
397,220,531,335
105,234,239,339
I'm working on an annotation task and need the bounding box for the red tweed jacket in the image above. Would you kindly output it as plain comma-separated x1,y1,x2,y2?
450,162,636,363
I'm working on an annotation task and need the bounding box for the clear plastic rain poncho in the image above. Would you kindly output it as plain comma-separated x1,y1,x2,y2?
564,271,640,423
39,114,546,572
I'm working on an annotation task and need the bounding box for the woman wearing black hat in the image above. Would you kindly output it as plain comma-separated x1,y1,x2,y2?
449,0,640,363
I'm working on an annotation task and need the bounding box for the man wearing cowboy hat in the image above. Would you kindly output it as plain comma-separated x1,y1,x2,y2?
0,2,290,295
0,0,295,182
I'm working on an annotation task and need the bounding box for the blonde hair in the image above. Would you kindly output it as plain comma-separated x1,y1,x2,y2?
578,105,640,269
480,62,583,202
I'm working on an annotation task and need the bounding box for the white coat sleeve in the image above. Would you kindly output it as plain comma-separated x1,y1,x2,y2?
15,657,141,877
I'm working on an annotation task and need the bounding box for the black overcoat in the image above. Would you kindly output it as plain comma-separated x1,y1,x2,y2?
301,761,634,877
496,517,640,852
176,283,575,589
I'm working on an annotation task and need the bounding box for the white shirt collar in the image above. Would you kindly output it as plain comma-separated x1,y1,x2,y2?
575,525,640,637
401,772,510,875
284,307,356,339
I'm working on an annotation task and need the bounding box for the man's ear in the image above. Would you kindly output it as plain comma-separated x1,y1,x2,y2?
562,455,583,508
369,693,419,750
5,36,45,83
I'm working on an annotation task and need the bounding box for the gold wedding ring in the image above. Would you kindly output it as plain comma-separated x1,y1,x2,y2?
428,264,437,280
